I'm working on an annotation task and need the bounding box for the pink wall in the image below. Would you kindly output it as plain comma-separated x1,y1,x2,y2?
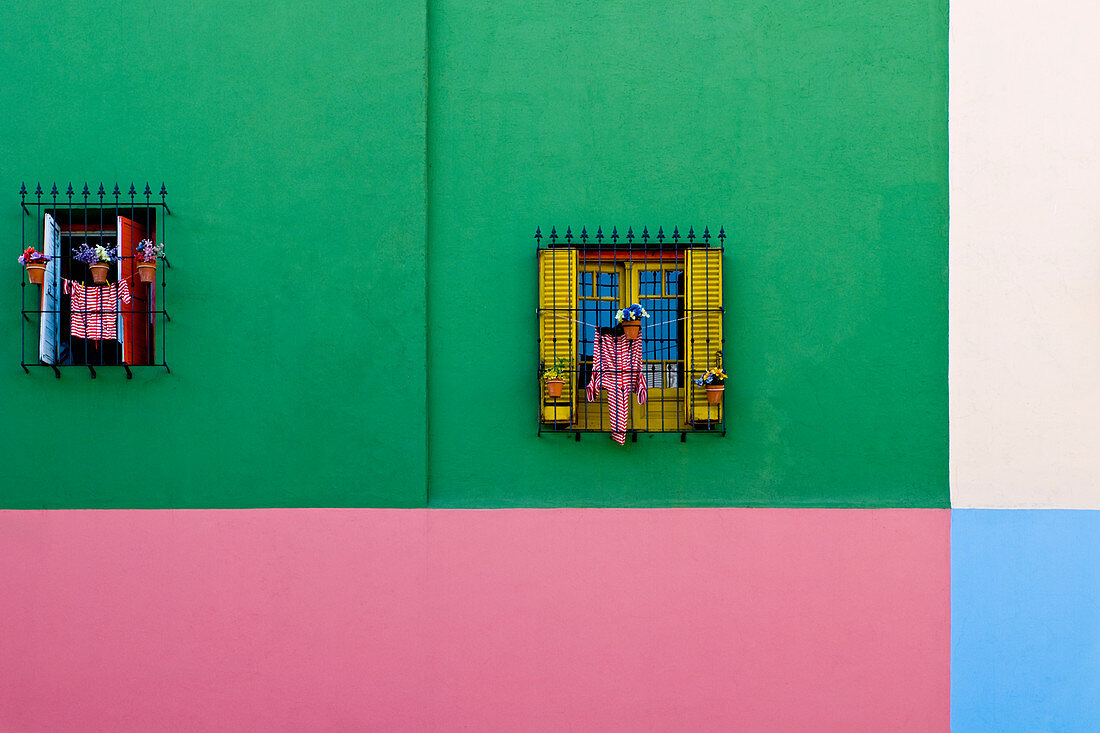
0,509,949,731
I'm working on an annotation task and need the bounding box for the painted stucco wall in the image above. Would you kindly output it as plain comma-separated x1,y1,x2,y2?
0,2,428,508
0,2,965,731
950,0,1100,509
0,1,948,509
0,508,950,732
952,510,1100,731
427,0,948,507
949,2,1100,726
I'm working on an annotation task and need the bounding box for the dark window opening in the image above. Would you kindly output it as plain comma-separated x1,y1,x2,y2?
47,208,157,367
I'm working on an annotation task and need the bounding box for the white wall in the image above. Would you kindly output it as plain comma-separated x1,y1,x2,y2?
951,0,1100,507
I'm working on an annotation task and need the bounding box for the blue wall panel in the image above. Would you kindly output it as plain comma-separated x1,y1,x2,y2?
952,510,1100,731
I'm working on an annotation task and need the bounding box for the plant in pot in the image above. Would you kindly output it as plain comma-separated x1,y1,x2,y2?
693,354,728,404
542,357,570,397
18,247,51,284
135,239,165,283
72,243,118,285
615,303,650,340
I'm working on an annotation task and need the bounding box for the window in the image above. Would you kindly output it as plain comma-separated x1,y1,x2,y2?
19,182,170,377
536,226,725,438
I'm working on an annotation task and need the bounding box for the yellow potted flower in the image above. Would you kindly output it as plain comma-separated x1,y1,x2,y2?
542,357,569,397
694,353,728,404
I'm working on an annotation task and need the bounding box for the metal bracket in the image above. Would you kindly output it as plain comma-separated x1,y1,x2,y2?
51,365,60,379
163,363,171,374
87,365,96,379
123,364,132,380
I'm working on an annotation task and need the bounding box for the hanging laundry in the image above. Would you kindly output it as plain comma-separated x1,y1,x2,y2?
64,278,131,341
586,331,647,445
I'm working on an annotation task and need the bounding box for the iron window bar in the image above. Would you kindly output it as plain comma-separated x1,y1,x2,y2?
19,181,172,378
536,224,727,440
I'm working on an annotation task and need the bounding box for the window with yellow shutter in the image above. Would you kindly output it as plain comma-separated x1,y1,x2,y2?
536,225,726,441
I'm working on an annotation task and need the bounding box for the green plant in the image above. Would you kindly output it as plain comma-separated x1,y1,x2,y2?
542,357,569,381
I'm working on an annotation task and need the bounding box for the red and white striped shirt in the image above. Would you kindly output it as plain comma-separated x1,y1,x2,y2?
64,279,131,340
586,332,648,445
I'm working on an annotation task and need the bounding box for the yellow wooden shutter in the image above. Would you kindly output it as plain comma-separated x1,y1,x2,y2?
538,248,578,423
685,248,724,424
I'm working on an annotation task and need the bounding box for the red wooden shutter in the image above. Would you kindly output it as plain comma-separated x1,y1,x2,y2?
117,217,151,365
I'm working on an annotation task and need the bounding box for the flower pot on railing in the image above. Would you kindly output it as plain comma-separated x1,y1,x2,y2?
694,360,728,405
89,263,110,285
616,304,649,340
18,247,50,284
135,240,164,284
73,243,117,286
542,357,570,398
25,263,46,284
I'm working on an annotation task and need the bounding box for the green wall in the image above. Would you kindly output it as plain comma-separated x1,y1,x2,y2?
425,0,948,506
0,2,428,507
1,1,947,508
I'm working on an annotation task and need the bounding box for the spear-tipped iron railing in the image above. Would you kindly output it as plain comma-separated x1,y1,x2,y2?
19,181,172,378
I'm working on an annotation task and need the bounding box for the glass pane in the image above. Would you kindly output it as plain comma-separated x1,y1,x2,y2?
578,296,620,386
666,270,682,295
594,303,616,329
577,272,591,297
665,363,679,388
639,270,660,296
578,301,597,359
596,272,618,297
643,363,663,389
578,299,619,358
640,297,679,362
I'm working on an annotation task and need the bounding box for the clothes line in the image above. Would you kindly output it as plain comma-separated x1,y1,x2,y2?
543,312,709,329
649,313,708,328
545,314,599,329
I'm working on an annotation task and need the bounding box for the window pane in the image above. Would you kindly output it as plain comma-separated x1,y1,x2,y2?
596,272,618,297
666,270,682,295
578,296,619,386
578,299,619,358
578,301,597,359
594,303,616,329
643,363,663,389
640,297,679,361
640,270,660,296
577,272,591,297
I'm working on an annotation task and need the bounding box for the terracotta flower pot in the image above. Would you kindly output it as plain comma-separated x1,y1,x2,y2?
706,384,724,404
546,379,564,397
89,263,110,285
137,263,157,283
622,321,641,340
25,263,46,284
